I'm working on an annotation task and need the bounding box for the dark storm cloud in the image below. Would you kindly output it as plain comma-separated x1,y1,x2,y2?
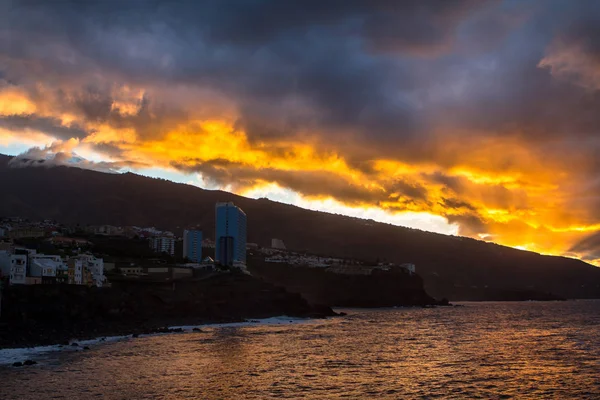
569,232,600,261
539,12,600,91
0,114,89,139
172,159,383,205
440,198,476,212
49,84,188,140
1,0,493,146
446,213,489,237
172,158,432,206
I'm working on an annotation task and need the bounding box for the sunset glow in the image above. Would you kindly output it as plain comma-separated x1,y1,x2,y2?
2,0,600,265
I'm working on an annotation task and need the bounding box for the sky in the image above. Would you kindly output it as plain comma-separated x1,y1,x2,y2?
1,0,600,265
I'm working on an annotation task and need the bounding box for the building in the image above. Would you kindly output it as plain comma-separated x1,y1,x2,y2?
0,250,12,277
400,263,416,274
150,235,175,256
271,238,286,250
30,258,59,283
25,255,63,276
75,254,105,287
94,225,124,236
0,241,15,254
217,236,234,267
202,239,215,248
29,254,63,281
215,202,247,267
67,259,83,285
49,236,91,248
10,255,27,285
8,227,46,239
183,230,202,263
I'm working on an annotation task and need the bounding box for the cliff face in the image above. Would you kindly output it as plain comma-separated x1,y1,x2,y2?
1,155,600,300
248,258,440,307
0,273,335,349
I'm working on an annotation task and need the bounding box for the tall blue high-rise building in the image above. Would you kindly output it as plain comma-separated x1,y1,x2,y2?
215,202,247,266
183,230,202,263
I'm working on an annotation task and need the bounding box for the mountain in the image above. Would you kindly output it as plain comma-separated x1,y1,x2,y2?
1,154,599,300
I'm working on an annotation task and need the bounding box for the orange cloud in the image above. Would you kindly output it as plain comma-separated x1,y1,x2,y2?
1,77,600,266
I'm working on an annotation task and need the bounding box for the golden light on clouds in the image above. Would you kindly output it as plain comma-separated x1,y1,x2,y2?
1,46,600,267
1,82,599,265
0,89,37,115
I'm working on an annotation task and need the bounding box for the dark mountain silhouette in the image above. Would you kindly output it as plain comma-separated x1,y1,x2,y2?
1,154,599,300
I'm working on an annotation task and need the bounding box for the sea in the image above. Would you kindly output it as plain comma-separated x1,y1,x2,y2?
1,301,599,399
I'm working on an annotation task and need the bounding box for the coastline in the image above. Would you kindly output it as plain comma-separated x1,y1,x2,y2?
0,273,337,350
0,315,323,366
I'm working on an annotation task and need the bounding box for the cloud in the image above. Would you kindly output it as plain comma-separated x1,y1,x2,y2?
539,17,600,90
0,114,89,140
569,231,600,262
8,139,147,173
1,0,600,262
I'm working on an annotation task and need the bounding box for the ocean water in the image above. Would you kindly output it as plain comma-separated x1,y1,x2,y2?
2,301,599,399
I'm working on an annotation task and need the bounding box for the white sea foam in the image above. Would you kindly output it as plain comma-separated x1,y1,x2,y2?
0,334,130,366
0,316,314,366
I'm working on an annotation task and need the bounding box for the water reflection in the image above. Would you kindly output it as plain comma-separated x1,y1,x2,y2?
2,301,600,399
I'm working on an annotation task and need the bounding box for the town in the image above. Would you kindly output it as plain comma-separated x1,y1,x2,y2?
0,201,417,289
0,202,249,288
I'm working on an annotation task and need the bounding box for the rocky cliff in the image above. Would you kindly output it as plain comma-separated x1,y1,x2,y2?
248,257,444,307
0,273,336,349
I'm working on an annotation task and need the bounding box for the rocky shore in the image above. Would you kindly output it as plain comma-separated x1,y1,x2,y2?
248,256,449,307
0,273,337,349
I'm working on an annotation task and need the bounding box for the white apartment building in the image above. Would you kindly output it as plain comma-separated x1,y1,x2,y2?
9,254,27,285
0,253,27,285
75,254,105,287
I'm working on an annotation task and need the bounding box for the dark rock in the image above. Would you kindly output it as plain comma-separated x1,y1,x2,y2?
23,360,37,366
0,273,335,349
338,312,347,316
192,328,201,332
83,346,90,350
438,298,451,306
247,259,440,308
12,362,23,367
132,333,139,338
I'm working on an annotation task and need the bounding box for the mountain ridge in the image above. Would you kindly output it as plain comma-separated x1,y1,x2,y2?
1,153,599,300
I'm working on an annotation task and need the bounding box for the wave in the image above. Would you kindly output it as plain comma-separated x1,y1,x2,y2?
0,315,315,366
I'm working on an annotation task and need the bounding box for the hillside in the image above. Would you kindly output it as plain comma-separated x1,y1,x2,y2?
1,154,599,300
